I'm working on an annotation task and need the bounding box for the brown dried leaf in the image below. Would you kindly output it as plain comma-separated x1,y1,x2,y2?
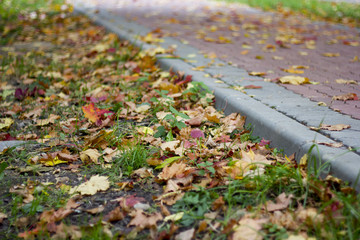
233,218,268,240
85,205,105,214
264,193,293,212
175,228,195,240
104,207,125,222
128,209,163,230
80,148,101,164
332,93,358,101
158,162,187,180
320,124,350,131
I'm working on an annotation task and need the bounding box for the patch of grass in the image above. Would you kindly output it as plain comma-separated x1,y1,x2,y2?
0,0,65,20
171,188,219,227
220,0,360,25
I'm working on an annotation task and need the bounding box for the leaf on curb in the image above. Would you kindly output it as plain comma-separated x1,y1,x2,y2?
320,124,350,131
317,142,343,148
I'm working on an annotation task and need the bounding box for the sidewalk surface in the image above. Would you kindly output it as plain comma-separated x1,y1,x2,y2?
73,0,359,188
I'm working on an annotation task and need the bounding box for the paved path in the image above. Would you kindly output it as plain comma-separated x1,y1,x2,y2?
78,0,360,119
69,0,360,189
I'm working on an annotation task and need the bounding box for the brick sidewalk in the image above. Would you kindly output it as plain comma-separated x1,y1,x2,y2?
74,0,360,119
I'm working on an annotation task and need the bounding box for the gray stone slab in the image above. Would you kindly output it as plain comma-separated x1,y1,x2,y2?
0,141,26,152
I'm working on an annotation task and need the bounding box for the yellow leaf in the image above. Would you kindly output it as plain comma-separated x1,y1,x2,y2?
282,68,304,74
36,114,60,126
80,149,101,164
335,79,358,85
164,212,184,222
279,76,309,85
0,118,14,130
69,175,110,195
137,126,154,135
42,156,67,166
322,52,340,57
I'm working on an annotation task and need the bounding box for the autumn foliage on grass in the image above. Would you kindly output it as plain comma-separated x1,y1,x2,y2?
0,3,359,240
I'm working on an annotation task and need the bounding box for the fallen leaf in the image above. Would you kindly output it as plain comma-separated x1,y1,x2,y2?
164,212,184,222
80,148,101,164
69,175,110,195
160,140,180,152
249,72,266,76
190,128,205,139
158,162,187,180
40,156,67,166
175,228,195,240
335,79,358,85
0,118,14,130
104,207,124,222
233,218,268,240
36,114,60,126
128,209,163,230
322,52,340,57
85,205,105,214
317,142,343,148
279,76,310,85
244,85,262,89
0,212,7,223
332,93,358,101
264,193,293,212
82,103,99,123
320,124,350,131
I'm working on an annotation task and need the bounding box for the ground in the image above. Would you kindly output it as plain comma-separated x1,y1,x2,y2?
0,2,359,240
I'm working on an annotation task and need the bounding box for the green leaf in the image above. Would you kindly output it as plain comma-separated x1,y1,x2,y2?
169,106,190,119
155,156,182,169
154,126,166,138
166,130,174,141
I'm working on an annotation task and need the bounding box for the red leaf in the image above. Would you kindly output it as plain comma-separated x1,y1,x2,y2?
82,103,114,123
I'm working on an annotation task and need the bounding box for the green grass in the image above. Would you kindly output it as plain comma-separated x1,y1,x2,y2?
0,0,66,20
220,0,360,25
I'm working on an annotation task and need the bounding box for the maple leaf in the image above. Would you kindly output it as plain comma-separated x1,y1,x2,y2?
264,192,293,212
158,162,187,180
0,118,14,130
233,217,268,240
82,102,100,123
80,148,101,164
69,175,110,195
104,207,124,222
128,209,163,230
82,102,114,124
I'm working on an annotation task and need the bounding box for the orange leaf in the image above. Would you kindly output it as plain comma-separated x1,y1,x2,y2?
82,103,99,123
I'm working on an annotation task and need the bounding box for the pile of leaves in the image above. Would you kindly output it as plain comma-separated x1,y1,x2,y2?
0,3,359,240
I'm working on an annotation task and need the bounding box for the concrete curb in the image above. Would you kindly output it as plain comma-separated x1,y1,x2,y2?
74,6,360,191
0,141,26,152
